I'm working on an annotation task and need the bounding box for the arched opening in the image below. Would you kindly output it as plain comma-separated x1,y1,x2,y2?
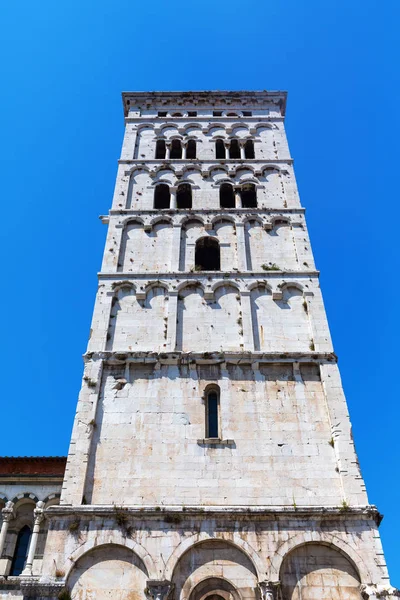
219,183,235,208
10,525,31,576
244,139,255,159
177,183,192,209
215,139,226,159
195,237,220,271
172,112,183,117
229,139,240,159
206,388,219,438
186,139,197,159
280,543,362,600
170,139,182,159
226,112,238,117
241,183,257,208
155,139,166,159
154,183,170,209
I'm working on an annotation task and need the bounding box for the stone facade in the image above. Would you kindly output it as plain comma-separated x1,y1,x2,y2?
0,91,397,600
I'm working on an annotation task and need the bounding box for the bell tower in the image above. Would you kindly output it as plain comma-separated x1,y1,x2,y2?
34,91,396,600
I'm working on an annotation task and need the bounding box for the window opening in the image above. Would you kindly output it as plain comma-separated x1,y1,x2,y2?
229,139,240,159
215,139,226,159
243,111,252,116
195,237,220,270
154,183,170,209
186,139,196,159
213,111,223,116
241,183,257,208
188,111,197,117
244,139,255,159
172,112,183,117
155,139,166,159
170,139,182,159
226,112,238,117
10,525,31,576
177,183,192,208
206,390,219,438
220,183,235,208
157,111,167,117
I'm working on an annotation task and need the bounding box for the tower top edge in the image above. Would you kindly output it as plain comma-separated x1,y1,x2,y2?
121,90,288,116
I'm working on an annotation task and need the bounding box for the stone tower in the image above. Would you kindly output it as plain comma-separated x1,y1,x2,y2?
11,91,397,600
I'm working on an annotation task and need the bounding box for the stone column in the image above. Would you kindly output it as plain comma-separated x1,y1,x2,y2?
21,501,45,577
224,141,230,159
182,142,187,160
171,224,182,271
235,222,247,271
165,143,171,160
145,580,173,600
167,292,178,351
170,186,177,209
235,186,242,208
258,581,281,600
240,140,246,159
0,502,14,559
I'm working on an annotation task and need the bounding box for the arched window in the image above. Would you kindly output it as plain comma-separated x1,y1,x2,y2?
10,525,31,576
177,183,192,209
171,112,183,117
220,183,235,208
229,139,240,159
186,139,196,159
244,139,255,159
206,388,220,438
155,139,166,159
241,183,257,208
226,112,238,117
195,237,220,270
154,183,170,209
215,139,226,159
170,139,182,159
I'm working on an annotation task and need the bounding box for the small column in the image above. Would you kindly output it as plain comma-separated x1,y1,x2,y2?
21,501,45,577
235,186,242,208
240,291,254,352
0,502,14,559
182,142,187,160
165,142,171,160
235,222,247,271
258,581,281,600
171,224,182,271
166,292,178,351
224,141,230,160
240,141,246,159
170,187,177,209
145,580,173,600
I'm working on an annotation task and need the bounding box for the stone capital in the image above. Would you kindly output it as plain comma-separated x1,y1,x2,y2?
145,581,174,600
1,501,15,522
258,581,280,600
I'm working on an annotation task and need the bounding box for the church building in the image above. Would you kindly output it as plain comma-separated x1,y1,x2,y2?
0,90,397,600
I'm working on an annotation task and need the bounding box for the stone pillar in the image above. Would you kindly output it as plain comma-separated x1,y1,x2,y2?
145,580,173,600
167,292,178,351
170,186,177,209
165,143,171,160
240,291,254,351
182,142,187,160
21,501,45,576
235,222,247,271
240,140,246,159
171,224,182,271
235,186,242,208
258,581,281,600
224,141,230,159
0,502,14,559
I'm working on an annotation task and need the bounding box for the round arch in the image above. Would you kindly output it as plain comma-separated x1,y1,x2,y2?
271,533,371,583
186,576,242,600
163,533,264,581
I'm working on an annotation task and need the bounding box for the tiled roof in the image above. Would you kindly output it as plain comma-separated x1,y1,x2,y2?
0,457,67,476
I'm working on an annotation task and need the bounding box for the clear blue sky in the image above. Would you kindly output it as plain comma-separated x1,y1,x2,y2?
1,0,398,583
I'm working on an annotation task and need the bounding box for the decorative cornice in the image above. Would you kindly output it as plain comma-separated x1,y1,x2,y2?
98,271,320,279
122,91,287,117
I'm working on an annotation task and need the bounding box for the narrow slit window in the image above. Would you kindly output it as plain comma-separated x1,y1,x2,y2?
188,111,197,117
155,139,166,159
177,183,192,209
229,139,240,159
216,139,226,159
157,111,167,117
186,139,196,159
220,183,235,208
154,183,170,209
213,110,223,117
244,139,255,159
170,139,182,159
206,390,219,438
243,111,252,116
10,525,31,576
